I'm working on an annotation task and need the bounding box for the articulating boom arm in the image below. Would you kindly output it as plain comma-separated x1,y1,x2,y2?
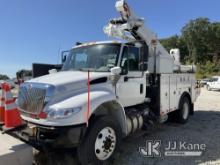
104,0,172,61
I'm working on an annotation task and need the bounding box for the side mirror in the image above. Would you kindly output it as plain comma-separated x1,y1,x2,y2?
139,62,148,71
110,67,121,86
120,59,128,75
110,67,122,75
62,55,67,64
61,50,69,64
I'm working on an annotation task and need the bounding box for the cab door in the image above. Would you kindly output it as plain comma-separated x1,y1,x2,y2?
116,46,146,107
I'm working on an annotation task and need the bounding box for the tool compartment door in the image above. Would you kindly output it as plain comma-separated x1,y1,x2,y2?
169,74,177,111
160,74,169,115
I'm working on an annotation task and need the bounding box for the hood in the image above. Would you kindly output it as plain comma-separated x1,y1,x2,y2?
28,71,110,86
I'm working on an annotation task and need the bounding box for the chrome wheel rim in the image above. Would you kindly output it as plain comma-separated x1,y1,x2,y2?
94,127,116,160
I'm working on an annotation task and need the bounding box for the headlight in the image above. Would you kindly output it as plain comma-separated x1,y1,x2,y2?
46,107,82,119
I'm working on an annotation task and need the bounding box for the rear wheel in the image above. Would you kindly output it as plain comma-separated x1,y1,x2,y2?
78,116,121,165
176,96,190,124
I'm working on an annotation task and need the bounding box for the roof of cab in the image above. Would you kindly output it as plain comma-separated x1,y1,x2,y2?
72,40,123,49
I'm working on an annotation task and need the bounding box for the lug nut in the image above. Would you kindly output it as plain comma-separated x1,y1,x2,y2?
96,149,100,154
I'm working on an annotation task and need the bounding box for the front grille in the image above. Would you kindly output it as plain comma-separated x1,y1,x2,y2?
17,85,46,115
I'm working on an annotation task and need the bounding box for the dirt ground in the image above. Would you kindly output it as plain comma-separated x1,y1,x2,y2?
113,88,220,165
34,88,220,165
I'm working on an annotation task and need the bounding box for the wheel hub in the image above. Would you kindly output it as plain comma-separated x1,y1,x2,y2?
103,136,113,150
94,127,116,160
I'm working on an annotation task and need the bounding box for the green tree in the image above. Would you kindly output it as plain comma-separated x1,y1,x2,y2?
181,17,211,63
0,74,9,80
160,35,179,52
16,69,32,79
160,35,188,63
209,22,220,63
160,17,220,78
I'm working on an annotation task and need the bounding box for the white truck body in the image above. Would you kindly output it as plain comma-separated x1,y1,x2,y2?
160,74,197,115
9,1,200,164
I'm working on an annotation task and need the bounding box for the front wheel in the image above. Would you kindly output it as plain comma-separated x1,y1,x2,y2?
78,116,121,165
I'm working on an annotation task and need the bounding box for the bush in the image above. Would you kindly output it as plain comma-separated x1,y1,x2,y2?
196,61,220,79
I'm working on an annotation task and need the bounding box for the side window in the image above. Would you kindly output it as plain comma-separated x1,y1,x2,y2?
121,46,140,72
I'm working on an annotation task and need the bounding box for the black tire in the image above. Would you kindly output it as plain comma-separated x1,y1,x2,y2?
176,96,190,124
77,116,121,165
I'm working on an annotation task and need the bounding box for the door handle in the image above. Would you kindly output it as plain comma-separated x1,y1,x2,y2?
140,84,143,94
124,76,140,82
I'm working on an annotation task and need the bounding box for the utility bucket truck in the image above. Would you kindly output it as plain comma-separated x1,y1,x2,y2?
1,0,199,164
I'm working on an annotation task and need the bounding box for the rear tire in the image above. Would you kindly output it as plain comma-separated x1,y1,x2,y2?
176,97,190,124
78,116,121,165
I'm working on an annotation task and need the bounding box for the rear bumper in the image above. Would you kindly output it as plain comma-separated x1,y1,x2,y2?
3,120,87,151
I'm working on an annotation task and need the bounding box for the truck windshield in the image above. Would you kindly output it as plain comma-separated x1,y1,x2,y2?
62,44,120,72
210,78,218,82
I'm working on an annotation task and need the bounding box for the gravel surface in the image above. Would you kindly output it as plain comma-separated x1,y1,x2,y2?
114,88,220,165
35,88,220,165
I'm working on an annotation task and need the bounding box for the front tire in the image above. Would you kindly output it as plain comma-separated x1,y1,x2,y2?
78,116,121,165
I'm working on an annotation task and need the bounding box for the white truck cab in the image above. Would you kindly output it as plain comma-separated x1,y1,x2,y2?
8,1,199,164
207,76,220,91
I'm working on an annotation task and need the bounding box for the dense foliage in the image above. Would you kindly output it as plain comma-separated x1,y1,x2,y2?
16,69,32,79
0,74,9,80
160,17,220,79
